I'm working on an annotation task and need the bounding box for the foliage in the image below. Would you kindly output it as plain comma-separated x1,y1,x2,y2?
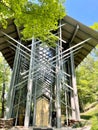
0,53,11,117
76,47,98,112
91,116,98,130
90,23,98,31
72,121,87,128
0,0,66,45
81,104,98,129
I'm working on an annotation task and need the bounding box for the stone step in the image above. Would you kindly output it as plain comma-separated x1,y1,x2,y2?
33,128,53,130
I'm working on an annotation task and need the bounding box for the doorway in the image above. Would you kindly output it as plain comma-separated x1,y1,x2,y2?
36,97,49,127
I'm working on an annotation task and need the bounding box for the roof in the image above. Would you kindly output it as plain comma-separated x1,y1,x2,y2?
0,15,98,68
62,15,98,67
0,19,19,68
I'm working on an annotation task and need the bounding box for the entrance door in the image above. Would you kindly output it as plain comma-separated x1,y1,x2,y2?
36,97,49,127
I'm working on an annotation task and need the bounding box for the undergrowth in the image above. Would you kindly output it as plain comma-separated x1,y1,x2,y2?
81,104,98,129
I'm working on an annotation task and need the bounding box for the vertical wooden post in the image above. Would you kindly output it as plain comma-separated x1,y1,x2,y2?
70,50,80,121
5,44,20,119
49,84,52,126
56,21,62,128
56,70,61,128
33,80,37,126
24,38,34,127
67,59,76,120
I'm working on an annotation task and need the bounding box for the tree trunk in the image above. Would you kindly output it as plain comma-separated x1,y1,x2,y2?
1,82,5,118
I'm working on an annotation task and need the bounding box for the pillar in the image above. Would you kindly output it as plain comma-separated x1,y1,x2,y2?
70,50,80,121
24,38,34,127
5,44,21,119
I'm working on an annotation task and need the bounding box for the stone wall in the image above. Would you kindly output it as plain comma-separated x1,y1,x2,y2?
0,118,14,128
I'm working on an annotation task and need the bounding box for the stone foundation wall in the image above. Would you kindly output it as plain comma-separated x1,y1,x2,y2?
0,118,14,128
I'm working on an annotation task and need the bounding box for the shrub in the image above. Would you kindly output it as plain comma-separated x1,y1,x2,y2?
72,121,87,128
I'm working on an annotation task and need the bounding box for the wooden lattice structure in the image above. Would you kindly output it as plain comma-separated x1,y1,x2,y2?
0,16,98,128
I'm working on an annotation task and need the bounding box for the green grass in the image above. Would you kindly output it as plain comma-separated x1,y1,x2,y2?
81,104,98,119
81,104,98,129
91,116,98,130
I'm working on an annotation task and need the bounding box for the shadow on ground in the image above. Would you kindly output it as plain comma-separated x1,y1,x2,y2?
81,115,92,120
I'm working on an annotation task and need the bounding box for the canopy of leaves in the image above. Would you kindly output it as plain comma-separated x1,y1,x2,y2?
0,0,66,45
90,22,98,31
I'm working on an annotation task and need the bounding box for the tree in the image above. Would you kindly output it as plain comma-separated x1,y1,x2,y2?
90,23,98,30
0,53,11,118
0,0,66,45
76,51,98,112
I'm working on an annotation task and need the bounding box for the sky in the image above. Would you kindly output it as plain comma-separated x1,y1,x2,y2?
65,0,98,26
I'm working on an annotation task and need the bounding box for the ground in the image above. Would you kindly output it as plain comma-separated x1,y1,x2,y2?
0,126,91,130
